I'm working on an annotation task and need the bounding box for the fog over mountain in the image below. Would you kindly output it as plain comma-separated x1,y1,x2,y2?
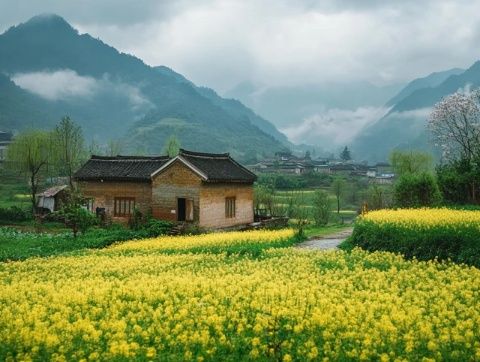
2,1,480,160
0,14,290,160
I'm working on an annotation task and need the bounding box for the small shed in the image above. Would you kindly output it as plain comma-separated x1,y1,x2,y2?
37,185,68,213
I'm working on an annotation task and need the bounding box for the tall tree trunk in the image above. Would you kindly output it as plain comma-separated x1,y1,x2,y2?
337,197,340,214
472,180,476,204
30,172,37,216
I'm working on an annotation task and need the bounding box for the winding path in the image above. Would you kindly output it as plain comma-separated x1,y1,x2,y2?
296,227,353,251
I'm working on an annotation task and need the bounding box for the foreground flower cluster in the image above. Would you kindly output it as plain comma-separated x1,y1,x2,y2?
361,208,480,228
1,229,480,361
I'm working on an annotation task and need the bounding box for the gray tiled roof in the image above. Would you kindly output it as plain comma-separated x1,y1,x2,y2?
179,149,257,183
74,155,170,182
74,150,257,183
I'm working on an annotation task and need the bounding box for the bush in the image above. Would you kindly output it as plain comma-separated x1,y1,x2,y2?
436,159,480,205
0,206,30,222
394,172,442,208
139,219,174,237
312,190,330,226
350,208,480,267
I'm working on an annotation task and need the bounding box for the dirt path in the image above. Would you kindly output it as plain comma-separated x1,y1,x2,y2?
296,227,353,251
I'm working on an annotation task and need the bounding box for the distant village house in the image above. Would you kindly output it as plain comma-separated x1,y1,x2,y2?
36,185,68,213
74,149,257,229
0,131,13,162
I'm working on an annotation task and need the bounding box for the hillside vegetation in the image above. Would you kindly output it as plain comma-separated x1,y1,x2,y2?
0,14,288,160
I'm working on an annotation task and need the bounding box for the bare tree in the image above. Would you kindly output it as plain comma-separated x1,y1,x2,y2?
106,139,123,156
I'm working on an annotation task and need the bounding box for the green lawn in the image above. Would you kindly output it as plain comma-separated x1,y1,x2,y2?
302,224,351,238
0,169,31,209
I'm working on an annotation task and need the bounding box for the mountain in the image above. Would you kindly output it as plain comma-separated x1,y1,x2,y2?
385,68,464,107
352,63,480,162
0,73,58,130
224,81,403,128
0,14,289,159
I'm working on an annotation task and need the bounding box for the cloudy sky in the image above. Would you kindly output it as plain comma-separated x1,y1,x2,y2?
1,0,480,149
1,0,479,93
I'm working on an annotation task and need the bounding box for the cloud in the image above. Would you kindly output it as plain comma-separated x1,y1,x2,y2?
281,107,388,147
12,70,98,100
11,69,152,110
3,0,480,93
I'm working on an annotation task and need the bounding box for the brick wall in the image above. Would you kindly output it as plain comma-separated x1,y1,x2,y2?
199,183,254,229
151,161,202,222
77,181,152,221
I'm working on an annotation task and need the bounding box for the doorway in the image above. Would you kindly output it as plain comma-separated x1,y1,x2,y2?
177,198,186,222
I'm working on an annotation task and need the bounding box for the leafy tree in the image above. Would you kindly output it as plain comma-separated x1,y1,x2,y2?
340,146,351,161
436,157,480,204
55,188,97,238
254,184,274,216
331,177,346,214
6,130,51,214
367,185,392,210
389,150,432,177
394,172,442,208
312,190,330,226
163,135,180,158
287,192,309,236
51,116,86,187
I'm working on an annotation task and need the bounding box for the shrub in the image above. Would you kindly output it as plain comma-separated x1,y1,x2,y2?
350,208,480,267
312,190,330,226
54,188,98,237
0,206,30,222
394,172,442,208
140,219,173,237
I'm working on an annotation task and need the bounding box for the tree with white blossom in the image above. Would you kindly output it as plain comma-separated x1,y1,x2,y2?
428,90,480,162
428,89,480,203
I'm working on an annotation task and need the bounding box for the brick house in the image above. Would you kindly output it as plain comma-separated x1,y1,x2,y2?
74,149,257,229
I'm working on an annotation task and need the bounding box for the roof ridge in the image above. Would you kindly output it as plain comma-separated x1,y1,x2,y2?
179,148,229,159
91,155,170,161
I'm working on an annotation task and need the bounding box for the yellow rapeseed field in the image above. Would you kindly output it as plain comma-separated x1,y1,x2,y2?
1,229,480,361
361,208,480,228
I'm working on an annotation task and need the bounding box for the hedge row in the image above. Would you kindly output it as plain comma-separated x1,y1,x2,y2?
350,220,480,267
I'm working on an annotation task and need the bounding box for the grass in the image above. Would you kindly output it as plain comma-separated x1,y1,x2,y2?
302,224,351,239
0,220,173,262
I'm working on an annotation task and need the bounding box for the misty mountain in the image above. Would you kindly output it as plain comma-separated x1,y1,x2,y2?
224,81,403,128
0,14,289,159
353,63,480,162
385,68,464,107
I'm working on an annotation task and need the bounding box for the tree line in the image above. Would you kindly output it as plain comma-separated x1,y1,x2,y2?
5,116,182,215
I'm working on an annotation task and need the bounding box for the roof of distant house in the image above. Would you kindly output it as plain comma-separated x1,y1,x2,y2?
0,131,13,142
74,149,257,183
38,185,68,197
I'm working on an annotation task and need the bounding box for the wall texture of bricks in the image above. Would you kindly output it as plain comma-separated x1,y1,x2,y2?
77,181,152,222
78,160,254,228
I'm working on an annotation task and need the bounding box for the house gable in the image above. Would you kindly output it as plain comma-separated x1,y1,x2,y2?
151,160,203,221
151,156,208,181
